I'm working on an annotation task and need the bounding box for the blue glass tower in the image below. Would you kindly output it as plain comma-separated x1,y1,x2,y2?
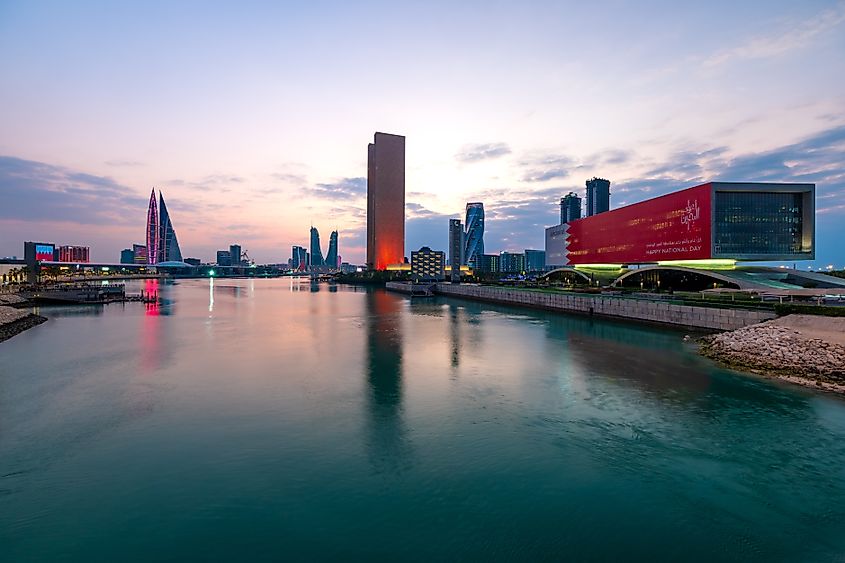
325,230,338,269
464,202,485,269
310,226,324,267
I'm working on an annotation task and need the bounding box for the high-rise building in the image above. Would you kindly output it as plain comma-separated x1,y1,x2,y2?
146,188,183,264
524,249,546,272
499,252,525,274
366,132,406,270
410,246,445,281
586,177,611,217
216,250,232,266
561,192,582,223
229,244,242,267
477,253,499,274
464,202,485,269
291,246,308,271
325,231,339,269
146,189,158,264
310,227,324,267
133,244,147,264
58,245,90,263
157,192,182,263
448,219,464,282
120,248,135,264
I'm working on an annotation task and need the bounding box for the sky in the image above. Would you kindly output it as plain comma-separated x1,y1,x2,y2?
1,0,844,267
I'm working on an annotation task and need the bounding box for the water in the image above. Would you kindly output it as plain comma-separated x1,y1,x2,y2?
1,278,844,562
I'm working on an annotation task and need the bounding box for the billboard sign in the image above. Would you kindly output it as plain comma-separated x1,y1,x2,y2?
563,183,712,265
35,243,55,262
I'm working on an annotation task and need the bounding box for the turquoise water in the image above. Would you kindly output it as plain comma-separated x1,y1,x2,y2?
1,278,844,561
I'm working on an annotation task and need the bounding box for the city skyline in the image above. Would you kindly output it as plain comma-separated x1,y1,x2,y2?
1,1,845,265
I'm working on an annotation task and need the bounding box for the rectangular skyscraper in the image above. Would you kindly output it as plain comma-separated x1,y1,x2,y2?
448,219,464,282
367,132,405,270
560,192,582,223
586,177,611,216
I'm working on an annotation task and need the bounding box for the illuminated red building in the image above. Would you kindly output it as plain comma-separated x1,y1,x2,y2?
366,132,405,270
546,182,815,266
57,245,90,263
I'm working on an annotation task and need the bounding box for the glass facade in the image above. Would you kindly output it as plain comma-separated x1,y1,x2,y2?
464,203,485,268
714,191,807,256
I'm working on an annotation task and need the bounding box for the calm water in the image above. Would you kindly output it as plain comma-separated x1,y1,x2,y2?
1,278,844,562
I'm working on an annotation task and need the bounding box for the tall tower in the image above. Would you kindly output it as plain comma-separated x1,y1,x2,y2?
586,177,611,217
310,226,324,267
560,192,582,223
464,202,485,269
448,218,464,282
146,188,158,264
158,192,182,263
325,231,339,269
366,132,406,270
229,244,242,267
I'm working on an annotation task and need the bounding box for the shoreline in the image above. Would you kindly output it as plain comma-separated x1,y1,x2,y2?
698,315,845,394
0,308,48,344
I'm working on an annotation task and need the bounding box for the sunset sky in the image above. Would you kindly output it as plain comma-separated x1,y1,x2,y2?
1,0,844,266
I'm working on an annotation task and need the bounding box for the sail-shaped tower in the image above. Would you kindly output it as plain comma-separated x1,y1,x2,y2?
146,189,158,265
158,192,183,263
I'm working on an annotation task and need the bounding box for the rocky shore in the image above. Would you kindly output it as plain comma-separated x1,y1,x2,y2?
699,314,845,393
0,305,47,344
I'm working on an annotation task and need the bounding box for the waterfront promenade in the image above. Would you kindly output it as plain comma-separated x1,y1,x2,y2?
387,282,776,330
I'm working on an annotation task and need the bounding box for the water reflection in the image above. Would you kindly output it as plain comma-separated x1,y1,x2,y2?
364,290,410,473
448,303,461,370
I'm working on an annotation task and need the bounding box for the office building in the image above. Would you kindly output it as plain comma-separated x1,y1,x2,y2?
366,132,405,270
57,245,90,263
411,246,445,281
145,188,183,264
133,244,147,264
310,226,325,267
586,177,611,217
477,253,499,274
560,192,582,223
524,249,546,272
146,189,159,264
558,182,815,265
229,244,242,267
291,246,308,271
157,192,182,263
216,250,232,266
121,248,135,264
499,252,525,274
184,258,201,266
464,202,485,269
326,231,339,269
448,219,464,282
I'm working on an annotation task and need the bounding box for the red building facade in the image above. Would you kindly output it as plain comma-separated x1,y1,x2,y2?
366,132,405,270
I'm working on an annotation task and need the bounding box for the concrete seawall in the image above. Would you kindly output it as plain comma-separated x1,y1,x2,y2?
427,284,776,331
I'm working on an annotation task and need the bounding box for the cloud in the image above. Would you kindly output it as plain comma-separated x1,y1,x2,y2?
455,142,512,162
519,154,573,182
0,155,146,224
703,3,845,68
309,177,366,200
104,159,145,167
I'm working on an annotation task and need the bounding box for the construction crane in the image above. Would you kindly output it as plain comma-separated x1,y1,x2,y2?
241,249,255,266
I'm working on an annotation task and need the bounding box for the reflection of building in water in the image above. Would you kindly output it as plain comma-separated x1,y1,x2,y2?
365,290,410,472
142,278,163,373
448,303,461,370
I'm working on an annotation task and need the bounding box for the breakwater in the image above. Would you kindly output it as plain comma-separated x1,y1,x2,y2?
0,306,46,344
700,315,845,392
419,283,776,330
